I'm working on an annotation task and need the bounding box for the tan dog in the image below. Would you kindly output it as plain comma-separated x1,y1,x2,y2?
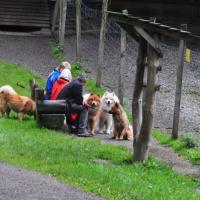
0,85,36,121
84,93,101,135
109,102,133,140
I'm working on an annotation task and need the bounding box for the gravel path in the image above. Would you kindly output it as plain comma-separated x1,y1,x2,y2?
0,162,103,200
0,35,58,79
92,134,200,181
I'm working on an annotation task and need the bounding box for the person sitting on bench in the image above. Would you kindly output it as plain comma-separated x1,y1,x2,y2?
51,68,72,100
45,61,71,100
57,74,93,137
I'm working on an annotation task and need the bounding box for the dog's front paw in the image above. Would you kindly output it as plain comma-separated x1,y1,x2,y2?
105,130,111,135
98,129,104,134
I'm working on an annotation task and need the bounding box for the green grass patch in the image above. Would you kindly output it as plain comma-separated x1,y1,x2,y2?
0,118,200,200
152,129,200,166
86,79,104,96
0,60,45,96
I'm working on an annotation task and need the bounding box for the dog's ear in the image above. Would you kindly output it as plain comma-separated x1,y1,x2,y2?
90,93,94,96
115,102,119,108
104,91,108,95
111,91,116,96
97,93,100,97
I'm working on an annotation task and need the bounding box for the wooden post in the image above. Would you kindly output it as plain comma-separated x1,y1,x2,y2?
133,34,160,161
96,0,109,87
118,10,128,105
76,0,81,60
172,24,187,139
132,38,147,141
59,0,67,51
35,88,44,127
51,0,59,34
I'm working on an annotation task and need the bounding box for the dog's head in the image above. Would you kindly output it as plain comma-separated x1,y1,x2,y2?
109,102,122,116
86,93,101,109
101,91,119,111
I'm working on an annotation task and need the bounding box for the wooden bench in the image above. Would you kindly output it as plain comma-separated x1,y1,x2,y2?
30,80,68,130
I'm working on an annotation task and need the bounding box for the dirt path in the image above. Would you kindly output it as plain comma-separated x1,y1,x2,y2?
0,162,104,200
92,134,200,181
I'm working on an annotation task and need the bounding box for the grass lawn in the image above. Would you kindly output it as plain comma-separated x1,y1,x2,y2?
0,60,200,200
153,129,200,166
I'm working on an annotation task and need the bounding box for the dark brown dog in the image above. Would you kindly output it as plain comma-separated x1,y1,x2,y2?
109,102,133,140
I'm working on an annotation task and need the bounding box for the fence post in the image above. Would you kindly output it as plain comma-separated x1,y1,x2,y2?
76,0,82,60
118,10,128,105
172,24,187,139
51,0,59,34
96,0,109,87
59,0,67,51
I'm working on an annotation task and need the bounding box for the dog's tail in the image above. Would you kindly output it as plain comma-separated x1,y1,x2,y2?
21,99,36,115
0,85,17,95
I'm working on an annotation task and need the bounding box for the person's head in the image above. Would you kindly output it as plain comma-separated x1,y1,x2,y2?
78,74,87,85
57,61,71,71
59,68,72,82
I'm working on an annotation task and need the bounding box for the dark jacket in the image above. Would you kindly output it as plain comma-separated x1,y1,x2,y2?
57,79,83,105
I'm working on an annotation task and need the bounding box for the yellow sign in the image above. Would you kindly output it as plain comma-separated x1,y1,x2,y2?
186,48,191,63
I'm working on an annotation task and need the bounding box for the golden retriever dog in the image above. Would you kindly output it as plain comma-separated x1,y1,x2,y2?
109,102,133,140
0,85,36,121
84,93,101,135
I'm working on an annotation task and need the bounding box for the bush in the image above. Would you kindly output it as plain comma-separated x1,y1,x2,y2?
179,133,199,149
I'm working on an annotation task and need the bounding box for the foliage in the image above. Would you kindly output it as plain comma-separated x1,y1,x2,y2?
71,62,84,78
86,79,104,96
152,129,200,166
50,40,64,62
179,133,200,149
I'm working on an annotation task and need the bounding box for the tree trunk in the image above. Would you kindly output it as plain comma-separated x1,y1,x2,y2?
118,10,128,105
96,0,109,87
132,38,147,141
59,0,67,51
76,0,81,60
133,34,160,161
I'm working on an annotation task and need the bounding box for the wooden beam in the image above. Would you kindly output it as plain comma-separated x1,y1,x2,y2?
37,100,67,114
134,26,163,57
118,23,139,42
76,0,81,60
172,24,187,139
96,0,109,87
107,11,200,42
